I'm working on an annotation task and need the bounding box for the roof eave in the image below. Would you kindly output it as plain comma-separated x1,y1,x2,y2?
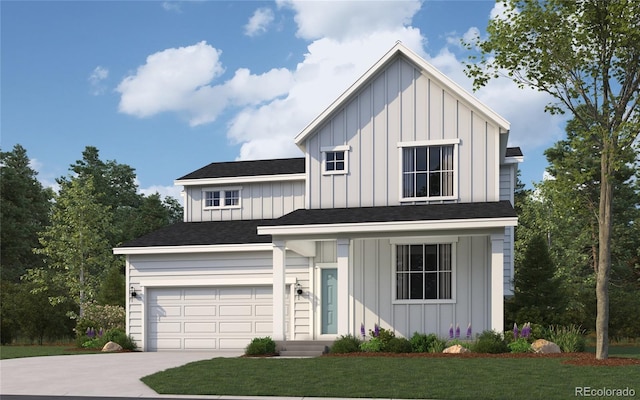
113,243,273,255
174,173,306,187
258,217,518,237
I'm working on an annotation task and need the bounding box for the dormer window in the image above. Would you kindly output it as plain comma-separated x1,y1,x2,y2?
321,145,350,175
203,188,241,209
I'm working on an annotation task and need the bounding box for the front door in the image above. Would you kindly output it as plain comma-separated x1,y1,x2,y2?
321,268,338,335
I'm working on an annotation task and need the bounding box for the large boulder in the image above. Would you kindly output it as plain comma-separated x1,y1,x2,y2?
443,344,470,354
102,341,123,352
531,339,561,354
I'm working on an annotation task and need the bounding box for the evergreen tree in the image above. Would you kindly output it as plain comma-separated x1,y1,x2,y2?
0,144,53,282
507,234,566,327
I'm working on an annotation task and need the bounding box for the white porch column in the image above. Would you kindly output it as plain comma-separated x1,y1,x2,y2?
336,238,350,336
490,233,504,333
272,240,286,341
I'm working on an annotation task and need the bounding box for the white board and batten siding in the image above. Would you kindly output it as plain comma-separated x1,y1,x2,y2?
500,163,517,295
184,180,305,222
127,250,310,351
304,56,502,210
319,237,493,339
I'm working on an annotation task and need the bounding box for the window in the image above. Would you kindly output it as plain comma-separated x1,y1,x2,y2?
224,190,239,206
203,188,241,209
325,151,345,172
400,141,457,199
396,244,452,300
322,145,350,175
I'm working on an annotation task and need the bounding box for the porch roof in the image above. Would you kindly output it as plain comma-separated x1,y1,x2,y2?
259,201,517,236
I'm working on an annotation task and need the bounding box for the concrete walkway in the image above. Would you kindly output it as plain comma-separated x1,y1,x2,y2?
0,351,242,397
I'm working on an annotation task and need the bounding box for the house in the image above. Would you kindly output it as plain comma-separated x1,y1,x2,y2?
114,42,523,352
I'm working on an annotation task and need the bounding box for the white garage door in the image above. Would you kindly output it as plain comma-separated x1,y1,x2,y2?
147,287,272,351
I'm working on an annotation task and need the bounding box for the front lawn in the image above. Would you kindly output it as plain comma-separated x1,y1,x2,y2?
142,353,640,400
0,344,101,360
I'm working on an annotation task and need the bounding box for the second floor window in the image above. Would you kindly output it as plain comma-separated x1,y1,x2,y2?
401,143,455,199
204,189,240,208
325,151,345,172
322,145,350,175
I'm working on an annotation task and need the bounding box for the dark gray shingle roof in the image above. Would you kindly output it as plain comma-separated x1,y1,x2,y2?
118,202,516,248
265,201,516,226
177,157,305,180
118,219,273,247
506,147,523,157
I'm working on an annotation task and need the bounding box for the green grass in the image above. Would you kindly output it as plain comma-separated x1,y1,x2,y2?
0,344,102,360
142,352,640,400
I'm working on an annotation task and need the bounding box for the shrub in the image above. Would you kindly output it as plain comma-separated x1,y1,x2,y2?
411,332,437,353
360,337,383,352
472,330,508,354
330,335,362,353
508,337,532,353
79,328,137,351
245,337,277,356
547,325,586,352
103,328,138,351
369,326,395,351
385,337,412,353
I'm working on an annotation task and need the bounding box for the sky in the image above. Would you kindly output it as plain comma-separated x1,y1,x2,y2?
2,0,569,201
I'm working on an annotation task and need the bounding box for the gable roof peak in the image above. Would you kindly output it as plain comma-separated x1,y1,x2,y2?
294,41,510,151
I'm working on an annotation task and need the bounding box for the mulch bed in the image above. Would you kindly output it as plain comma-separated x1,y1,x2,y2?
324,351,640,366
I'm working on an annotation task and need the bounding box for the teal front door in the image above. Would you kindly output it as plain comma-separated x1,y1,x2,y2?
321,268,338,334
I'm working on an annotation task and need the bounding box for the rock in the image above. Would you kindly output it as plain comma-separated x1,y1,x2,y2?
102,341,123,352
531,339,561,354
443,344,470,354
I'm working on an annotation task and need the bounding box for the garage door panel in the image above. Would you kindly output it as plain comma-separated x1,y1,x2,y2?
184,322,216,333
219,287,252,300
219,321,252,333
184,339,217,350
255,305,272,316
219,304,252,316
255,321,272,333
150,321,182,333
148,287,272,351
149,289,182,302
154,338,182,350
184,288,217,301
184,305,216,316
219,338,252,350
149,305,181,318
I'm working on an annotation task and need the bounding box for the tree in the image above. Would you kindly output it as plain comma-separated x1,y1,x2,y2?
57,146,142,246
30,177,117,317
465,0,640,359
507,234,566,327
0,144,53,282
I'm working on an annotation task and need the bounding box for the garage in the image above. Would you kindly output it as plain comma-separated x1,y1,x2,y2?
147,286,273,351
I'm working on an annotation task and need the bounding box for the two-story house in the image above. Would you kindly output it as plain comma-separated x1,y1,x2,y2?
115,42,523,352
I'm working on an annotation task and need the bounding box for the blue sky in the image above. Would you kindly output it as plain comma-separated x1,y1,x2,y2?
2,1,567,200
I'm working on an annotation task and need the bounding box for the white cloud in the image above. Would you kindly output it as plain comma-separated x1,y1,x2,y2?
162,1,182,13
117,41,224,120
277,0,421,41
116,41,294,127
139,184,183,203
88,66,109,95
244,8,274,37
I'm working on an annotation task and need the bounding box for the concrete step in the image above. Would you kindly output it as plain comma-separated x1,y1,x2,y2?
276,340,334,357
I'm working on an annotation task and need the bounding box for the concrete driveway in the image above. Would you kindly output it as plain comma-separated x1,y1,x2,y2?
0,351,242,397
